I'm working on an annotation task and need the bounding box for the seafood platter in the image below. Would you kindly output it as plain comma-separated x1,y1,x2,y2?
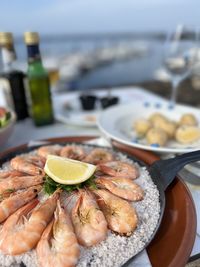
0,143,161,267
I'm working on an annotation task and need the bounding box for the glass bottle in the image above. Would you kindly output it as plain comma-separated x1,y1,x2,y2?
24,32,54,126
0,32,29,120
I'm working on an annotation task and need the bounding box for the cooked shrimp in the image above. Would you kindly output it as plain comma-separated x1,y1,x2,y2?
84,148,114,165
0,185,42,223
0,191,59,255
10,155,45,176
60,145,85,160
0,190,14,201
0,170,25,179
37,145,61,159
27,155,46,168
0,175,44,194
93,189,138,236
37,200,80,267
96,177,144,201
99,161,139,179
71,190,107,247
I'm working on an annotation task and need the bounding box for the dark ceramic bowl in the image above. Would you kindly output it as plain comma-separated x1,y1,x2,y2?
79,95,97,110
100,96,119,109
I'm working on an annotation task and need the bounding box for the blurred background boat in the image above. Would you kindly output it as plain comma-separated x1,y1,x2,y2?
0,33,163,91
1,0,200,107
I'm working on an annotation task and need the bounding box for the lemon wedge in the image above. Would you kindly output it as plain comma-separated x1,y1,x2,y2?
44,155,96,185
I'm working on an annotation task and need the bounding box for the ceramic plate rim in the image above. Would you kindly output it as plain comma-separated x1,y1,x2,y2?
97,103,200,154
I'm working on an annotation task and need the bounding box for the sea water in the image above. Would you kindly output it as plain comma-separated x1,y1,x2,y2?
0,34,165,91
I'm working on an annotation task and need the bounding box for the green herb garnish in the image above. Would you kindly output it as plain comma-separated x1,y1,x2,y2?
5,111,11,121
43,175,97,195
4,188,15,193
0,188,15,201
0,111,11,128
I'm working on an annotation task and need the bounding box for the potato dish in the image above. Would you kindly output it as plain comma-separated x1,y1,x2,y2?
134,112,200,147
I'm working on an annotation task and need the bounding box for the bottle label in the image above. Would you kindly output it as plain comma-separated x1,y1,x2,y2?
23,76,32,116
0,78,14,109
1,47,16,66
27,45,40,61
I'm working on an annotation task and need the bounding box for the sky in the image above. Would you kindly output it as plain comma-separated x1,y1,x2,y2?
0,0,200,35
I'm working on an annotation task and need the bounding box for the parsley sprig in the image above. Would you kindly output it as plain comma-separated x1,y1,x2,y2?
43,175,97,195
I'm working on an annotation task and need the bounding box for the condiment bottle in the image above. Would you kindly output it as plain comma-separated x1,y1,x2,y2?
0,32,29,120
24,32,54,126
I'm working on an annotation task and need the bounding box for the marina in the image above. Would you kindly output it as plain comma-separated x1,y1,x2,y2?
4,35,163,91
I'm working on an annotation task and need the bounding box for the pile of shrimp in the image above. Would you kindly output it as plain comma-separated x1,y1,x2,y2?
0,145,144,267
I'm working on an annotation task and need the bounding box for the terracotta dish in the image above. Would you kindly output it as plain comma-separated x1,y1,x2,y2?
0,136,197,267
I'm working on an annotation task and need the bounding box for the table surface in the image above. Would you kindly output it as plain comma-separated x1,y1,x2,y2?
1,86,200,264
1,86,164,152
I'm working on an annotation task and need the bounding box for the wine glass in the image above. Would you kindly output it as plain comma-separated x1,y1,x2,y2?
163,25,198,107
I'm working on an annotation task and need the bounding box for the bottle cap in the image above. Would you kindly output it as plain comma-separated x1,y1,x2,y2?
24,32,39,45
0,32,13,46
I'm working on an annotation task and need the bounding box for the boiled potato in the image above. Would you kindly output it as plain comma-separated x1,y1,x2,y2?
153,119,177,138
149,112,177,137
175,126,200,144
134,112,200,146
134,119,151,137
149,113,168,125
179,113,198,126
146,128,168,147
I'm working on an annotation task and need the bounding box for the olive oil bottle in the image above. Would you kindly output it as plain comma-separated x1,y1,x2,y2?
24,32,54,126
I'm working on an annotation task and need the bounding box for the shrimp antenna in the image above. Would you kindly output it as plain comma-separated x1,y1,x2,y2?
84,187,94,197
92,190,107,205
65,191,77,207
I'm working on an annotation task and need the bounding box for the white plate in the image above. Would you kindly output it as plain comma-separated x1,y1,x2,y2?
97,101,200,154
53,86,164,128
54,94,98,127
53,87,169,128
55,112,98,127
